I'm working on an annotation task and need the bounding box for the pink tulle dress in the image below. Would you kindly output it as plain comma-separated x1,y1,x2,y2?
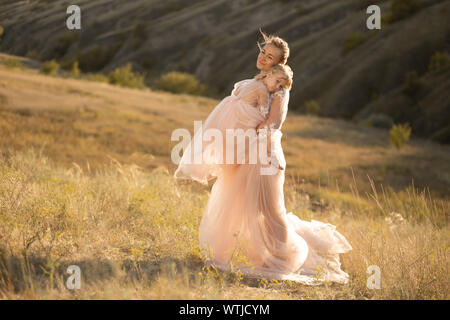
174,78,352,285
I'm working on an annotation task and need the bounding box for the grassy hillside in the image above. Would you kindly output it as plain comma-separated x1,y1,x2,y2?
0,0,449,143
0,54,448,299
1,53,449,199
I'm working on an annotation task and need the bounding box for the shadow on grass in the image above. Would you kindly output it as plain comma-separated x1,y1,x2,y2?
0,250,266,295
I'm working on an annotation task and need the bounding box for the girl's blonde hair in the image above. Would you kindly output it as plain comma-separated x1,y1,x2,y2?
257,28,290,65
254,64,293,90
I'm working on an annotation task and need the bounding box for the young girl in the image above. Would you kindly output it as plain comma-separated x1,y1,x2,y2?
231,64,293,170
174,64,293,180
174,37,352,286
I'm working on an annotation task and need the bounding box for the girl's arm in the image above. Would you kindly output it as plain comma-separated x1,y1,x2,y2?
255,90,289,170
256,89,288,131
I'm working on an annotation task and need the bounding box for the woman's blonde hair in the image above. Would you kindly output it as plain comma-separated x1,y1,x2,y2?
257,28,290,65
254,64,293,90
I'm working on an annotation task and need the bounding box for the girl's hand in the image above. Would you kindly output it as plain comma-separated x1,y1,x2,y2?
256,122,267,130
268,159,285,170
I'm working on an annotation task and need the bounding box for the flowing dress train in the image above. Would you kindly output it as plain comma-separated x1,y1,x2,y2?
174,79,352,285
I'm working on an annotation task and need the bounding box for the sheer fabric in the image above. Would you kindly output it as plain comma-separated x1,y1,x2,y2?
174,79,352,285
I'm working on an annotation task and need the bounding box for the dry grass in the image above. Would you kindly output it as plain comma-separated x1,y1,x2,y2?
0,55,448,299
0,148,447,299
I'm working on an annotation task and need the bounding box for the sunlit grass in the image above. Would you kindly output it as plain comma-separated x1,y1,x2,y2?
0,148,447,299
0,56,448,299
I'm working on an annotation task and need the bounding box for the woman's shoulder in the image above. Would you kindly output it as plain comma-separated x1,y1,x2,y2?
233,78,253,88
234,78,267,94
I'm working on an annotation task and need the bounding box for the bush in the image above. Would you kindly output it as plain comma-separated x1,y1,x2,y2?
430,125,450,144
132,22,147,50
139,57,154,70
0,25,3,39
40,59,60,75
388,0,420,22
84,73,109,83
78,45,107,72
52,33,80,59
78,42,123,72
153,71,206,95
71,61,80,78
428,51,450,72
354,0,378,10
26,50,40,60
1,58,22,69
402,71,427,100
390,123,411,149
365,113,394,129
342,32,368,54
305,100,320,115
162,0,182,14
107,63,146,89
295,4,309,16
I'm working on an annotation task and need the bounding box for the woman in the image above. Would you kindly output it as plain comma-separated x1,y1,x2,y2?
174,30,352,285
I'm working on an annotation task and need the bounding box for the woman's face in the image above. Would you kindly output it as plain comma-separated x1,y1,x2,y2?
256,44,282,71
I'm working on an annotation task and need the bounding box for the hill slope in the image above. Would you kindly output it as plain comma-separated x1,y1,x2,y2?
1,54,450,200
0,0,449,143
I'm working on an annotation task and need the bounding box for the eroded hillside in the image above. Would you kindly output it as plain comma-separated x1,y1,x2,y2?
0,0,449,142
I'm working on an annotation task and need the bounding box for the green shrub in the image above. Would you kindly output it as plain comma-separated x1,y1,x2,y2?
139,57,154,70
40,59,60,75
304,100,320,115
365,113,394,129
201,36,211,47
153,71,206,95
132,22,147,50
107,63,146,89
132,38,145,50
177,60,186,72
78,45,107,72
162,0,182,14
295,4,309,16
381,12,392,27
71,61,80,78
430,125,450,144
388,0,420,22
390,123,411,149
133,22,147,39
78,42,122,72
52,33,80,59
26,50,40,60
0,25,3,38
354,0,378,10
1,58,23,69
84,73,109,83
402,71,427,100
428,52,450,72
61,58,74,70
342,32,368,54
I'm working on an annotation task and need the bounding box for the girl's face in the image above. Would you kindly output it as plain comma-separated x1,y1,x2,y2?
256,44,282,71
263,72,287,93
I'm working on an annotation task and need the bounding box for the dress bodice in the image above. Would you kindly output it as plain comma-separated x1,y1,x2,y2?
231,79,288,119
231,79,272,118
